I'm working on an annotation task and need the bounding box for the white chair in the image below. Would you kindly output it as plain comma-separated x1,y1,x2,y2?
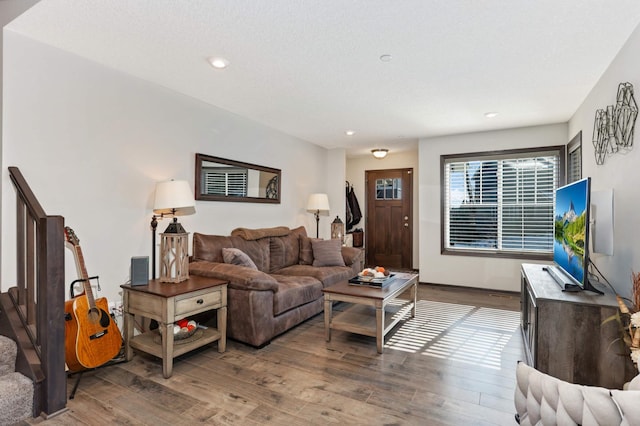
514,361,640,425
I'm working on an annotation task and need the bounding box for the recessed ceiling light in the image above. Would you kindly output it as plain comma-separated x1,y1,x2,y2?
484,112,498,118
208,57,229,69
379,54,392,62
345,130,355,136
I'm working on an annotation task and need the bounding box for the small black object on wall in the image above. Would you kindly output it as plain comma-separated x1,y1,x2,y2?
131,256,149,286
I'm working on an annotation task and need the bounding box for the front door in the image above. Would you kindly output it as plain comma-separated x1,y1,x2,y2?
365,168,413,269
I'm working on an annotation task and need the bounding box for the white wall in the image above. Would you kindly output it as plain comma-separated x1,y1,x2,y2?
1,32,331,304
419,123,568,292
346,150,419,268
0,0,40,252
0,1,39,137
326,148,346,235
568,23,640,299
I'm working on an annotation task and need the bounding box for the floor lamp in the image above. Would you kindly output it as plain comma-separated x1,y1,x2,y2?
307,193,330,238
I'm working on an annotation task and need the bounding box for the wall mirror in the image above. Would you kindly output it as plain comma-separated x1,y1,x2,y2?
195,153,281,203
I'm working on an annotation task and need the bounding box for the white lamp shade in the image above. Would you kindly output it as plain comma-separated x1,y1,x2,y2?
307,193,330,212
153,180,195,214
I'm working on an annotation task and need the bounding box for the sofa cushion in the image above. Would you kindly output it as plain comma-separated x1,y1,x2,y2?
193,233,270,272
231,226,290,240
340,246,363,268
270,274,323,316
312,239,346,267
189,261,278,292
222,248,258,269
275,264,352,287
269,226,306,273
299,235,318,265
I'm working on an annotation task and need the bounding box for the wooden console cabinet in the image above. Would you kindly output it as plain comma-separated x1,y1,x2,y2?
521,263,635,389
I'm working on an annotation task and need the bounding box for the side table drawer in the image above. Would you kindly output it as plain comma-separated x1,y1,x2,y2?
175,288,221,318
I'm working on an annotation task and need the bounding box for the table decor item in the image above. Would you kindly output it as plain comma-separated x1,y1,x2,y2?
606,271,640,373
349,267,394,287
158,319,198,341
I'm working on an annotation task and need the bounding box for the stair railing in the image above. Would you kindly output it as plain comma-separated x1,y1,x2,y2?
0,167,66,418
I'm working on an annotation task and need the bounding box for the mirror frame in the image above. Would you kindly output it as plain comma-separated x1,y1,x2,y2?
195,153,281,204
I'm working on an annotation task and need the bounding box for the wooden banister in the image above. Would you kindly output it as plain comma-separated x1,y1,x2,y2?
0,167,67,418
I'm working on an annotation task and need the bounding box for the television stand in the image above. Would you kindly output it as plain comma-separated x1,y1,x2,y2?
521,263,634,388
543,265,604,295
584,279,605,295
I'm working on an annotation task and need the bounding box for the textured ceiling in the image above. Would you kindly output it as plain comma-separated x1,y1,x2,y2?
6,1,640,157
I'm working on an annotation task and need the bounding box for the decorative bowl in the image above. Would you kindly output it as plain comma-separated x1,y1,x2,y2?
158,324,198,340
358,267,390,282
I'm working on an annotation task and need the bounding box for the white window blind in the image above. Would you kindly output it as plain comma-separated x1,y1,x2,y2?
443,150,560,255
568,144,582,183
203,167,247,197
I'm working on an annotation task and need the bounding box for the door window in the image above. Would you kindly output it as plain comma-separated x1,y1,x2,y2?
375,178,402,200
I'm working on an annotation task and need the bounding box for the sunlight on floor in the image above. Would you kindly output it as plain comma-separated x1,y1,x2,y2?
385,301,520,370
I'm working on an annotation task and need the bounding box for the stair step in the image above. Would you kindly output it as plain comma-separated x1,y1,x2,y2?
0,335,17,377
0,371,33,425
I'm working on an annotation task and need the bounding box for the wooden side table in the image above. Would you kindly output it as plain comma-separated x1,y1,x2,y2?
121,275,227,378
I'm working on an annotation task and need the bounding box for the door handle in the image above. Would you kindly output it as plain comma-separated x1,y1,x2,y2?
404,223,409,227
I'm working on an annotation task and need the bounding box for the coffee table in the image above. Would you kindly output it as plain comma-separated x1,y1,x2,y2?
323,272,418,353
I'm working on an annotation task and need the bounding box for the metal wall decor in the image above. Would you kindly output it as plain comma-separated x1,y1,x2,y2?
592,82,637,165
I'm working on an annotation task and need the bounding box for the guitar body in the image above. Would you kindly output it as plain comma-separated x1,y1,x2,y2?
64,298,81,371
67,296,122,370
63,226,122,372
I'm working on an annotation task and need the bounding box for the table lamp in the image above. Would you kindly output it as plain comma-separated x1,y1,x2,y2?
152,180,195,283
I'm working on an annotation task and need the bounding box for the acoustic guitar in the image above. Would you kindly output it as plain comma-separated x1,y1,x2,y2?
64,226,122,371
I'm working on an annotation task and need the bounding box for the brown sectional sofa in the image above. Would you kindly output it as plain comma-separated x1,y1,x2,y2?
189,226,364,347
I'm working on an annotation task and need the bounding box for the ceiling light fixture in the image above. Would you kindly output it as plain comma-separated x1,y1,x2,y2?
371,149,389,159
208,57,229,69
379,54,392,62
345,130,355,136
484,112,498,118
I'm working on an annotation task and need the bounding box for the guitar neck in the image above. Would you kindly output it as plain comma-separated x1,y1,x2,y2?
74,246,96,308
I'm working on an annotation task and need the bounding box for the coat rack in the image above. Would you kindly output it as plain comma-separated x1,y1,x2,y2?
345,181,362,231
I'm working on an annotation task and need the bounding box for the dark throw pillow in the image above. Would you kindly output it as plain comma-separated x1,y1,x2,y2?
222,248,258,270
299,235,319,265
311,239,345,267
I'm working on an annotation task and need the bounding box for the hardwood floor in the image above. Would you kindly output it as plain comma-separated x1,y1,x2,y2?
25,284,524,425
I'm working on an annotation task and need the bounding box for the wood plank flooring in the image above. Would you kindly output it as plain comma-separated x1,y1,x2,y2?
24,284,525,425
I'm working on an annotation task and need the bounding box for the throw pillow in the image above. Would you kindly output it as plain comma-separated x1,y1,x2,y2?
222,248,258,270
299,235,319,265
311,239,345,267
269,230,301,272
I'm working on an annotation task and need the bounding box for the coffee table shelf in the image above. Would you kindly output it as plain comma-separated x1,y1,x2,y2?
330,302,414,338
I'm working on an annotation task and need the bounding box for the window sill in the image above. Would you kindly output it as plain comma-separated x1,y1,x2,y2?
441,249,552,261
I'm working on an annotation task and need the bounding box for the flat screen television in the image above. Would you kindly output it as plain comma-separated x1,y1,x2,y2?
547,177,603,294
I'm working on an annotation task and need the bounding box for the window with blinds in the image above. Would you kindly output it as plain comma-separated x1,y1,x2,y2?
442,147,563,258
567,131,582,183
202,167,248,197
